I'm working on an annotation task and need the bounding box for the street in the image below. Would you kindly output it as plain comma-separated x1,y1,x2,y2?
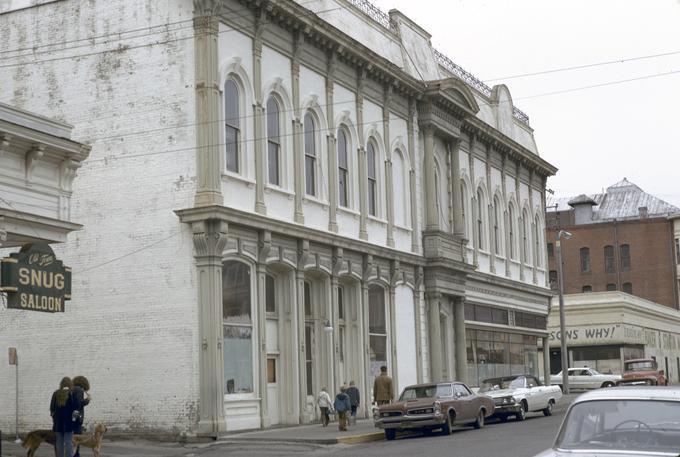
2,396,570,457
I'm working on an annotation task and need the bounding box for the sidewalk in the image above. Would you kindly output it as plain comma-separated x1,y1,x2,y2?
217,418,384,445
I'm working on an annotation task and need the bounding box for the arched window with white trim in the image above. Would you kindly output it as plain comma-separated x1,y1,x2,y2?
393,149,408,227
338,128,349,208
477,189,486,250
508,204,517,260
493,196,503,255
266,96,281,186
225,79,240,173
304,112,316,196
222,260,253,394
367,140,378,217
522,209,531,264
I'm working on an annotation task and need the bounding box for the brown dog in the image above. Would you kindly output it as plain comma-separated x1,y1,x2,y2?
73,423,107,457
22,423,107,457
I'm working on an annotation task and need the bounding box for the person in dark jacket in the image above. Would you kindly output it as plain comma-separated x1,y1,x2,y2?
71,375,91,457
50,377,77,457
345,381,360,426
333,386,351,431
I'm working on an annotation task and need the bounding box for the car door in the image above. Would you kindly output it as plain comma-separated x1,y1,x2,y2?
452,384,475,423
570,369,586,390
525,376,543,410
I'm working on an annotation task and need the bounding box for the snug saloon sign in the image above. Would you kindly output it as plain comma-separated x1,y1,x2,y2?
1,243,71,313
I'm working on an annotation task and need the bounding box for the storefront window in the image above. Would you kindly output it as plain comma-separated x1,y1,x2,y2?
369,285,387,380
468,330,539,387
223,261,253,394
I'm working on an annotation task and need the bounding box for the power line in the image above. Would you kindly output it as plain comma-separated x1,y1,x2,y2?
484,49,680,83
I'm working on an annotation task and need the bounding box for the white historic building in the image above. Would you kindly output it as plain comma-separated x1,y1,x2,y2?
0,0,556,436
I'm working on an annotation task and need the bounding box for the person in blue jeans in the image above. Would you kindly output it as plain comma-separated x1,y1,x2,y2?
334,386,351,431
50,377,77,457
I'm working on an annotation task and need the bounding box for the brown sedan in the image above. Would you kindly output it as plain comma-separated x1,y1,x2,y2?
373,382,495,440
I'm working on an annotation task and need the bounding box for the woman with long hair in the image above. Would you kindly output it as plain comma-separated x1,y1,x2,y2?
49,377,77,457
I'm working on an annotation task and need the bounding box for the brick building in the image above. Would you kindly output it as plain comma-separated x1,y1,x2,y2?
546,178,680,308
1,0,555,436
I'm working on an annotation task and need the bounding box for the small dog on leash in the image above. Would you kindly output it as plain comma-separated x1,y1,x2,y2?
22,423,107,457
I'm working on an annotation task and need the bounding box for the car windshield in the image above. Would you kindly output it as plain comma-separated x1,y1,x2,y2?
556,399,680,453
478,376,525,392
399,384,453,400
626,361,656,371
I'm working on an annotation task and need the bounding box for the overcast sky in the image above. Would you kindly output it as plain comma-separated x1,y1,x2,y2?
371,0,680,208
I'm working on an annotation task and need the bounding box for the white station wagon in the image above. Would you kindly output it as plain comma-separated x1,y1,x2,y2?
550,367,621,391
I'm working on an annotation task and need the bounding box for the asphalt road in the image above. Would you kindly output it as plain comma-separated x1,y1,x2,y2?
199,397,572,457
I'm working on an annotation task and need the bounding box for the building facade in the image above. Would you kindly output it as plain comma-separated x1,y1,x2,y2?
546,178,680,308
0,0,555,436
545,292,680,383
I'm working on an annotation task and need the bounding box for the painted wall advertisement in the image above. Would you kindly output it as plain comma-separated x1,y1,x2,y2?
549,323,680,351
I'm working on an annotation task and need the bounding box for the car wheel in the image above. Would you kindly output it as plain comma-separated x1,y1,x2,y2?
385,429,396,441
441,412,454,435
542,400,554,417
515,402,526,421
473,410,485,429
602,382,614,388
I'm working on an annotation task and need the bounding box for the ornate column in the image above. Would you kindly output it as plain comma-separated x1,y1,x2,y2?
292,32,304,224
257,231,271,428
414,267,424,383
361,254,373,410
543,336,551,386
389,260,400,391
501,153,511,277
468,134,479,266
516,161,525,281
253,9,266,214
326,52,338,232
451,139,464,238
357,68,368,240
453,297,467,384
384,84,395,247
192,219,228,436
331,248,343,394
423,125,439,231
541,175,550,288
486,144,496,273
296,240,309,423
193,4,223,207
407,100,419,253
427,292,443,382
529,169,538,284
446,145,453,232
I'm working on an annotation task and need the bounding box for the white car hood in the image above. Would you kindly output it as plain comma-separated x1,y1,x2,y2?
482,388,523,398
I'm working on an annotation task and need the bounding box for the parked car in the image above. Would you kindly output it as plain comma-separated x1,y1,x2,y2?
373,382,495,440
479,374,562,422
617,358,667,386
533,387,680,457
550,367,621,391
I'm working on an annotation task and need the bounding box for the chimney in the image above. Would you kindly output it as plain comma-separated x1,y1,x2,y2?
638,206,648,219
568,194,597,225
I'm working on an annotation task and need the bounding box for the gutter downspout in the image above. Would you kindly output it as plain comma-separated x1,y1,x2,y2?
613,220,621,291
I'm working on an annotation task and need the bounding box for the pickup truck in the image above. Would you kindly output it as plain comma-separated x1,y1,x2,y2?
478,374,562,421
617,358,667,386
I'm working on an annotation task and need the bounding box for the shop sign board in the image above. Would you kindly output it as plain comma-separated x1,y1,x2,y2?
549,323,680,348
0,243,71,313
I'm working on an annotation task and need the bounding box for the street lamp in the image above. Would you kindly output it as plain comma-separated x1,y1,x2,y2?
556,229,572,394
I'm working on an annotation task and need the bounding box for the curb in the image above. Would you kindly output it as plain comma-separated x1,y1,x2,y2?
336,432,385,444
214,431,385,446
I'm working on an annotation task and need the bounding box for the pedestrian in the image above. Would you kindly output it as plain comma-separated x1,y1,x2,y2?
317,387,333,427
50,377,77,457
345,380,360,425
333,386,351,431
71,375,91,457
373,365,394,405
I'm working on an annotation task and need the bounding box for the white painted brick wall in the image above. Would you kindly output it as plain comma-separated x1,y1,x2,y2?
0,0,200,434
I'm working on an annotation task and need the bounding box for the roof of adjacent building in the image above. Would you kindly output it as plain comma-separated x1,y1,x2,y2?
547,178,680,222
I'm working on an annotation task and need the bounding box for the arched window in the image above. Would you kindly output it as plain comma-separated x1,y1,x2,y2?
338,129,349,208
533,215,541,267
580,247,591,273
604,245,615,273
477,189,485,250
620,244,631,271
606,283,617,291
393,149,407,226
222,260,253,394
508,205,516,260
367,141,377,216
582,285,592,293
461,184,468,238
493,196,502,255
622,282,633,294
224,79,240,173
522,210,531,264
266,96,281,186
368,284,387,381
265,274,276,313
304,113,316,196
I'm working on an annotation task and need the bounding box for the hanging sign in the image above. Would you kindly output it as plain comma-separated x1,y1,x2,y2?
0,243,71,313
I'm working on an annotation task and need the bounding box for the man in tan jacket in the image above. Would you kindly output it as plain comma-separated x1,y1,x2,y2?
373,365,394,405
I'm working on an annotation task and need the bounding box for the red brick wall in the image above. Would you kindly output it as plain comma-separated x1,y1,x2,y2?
546,218,677,308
